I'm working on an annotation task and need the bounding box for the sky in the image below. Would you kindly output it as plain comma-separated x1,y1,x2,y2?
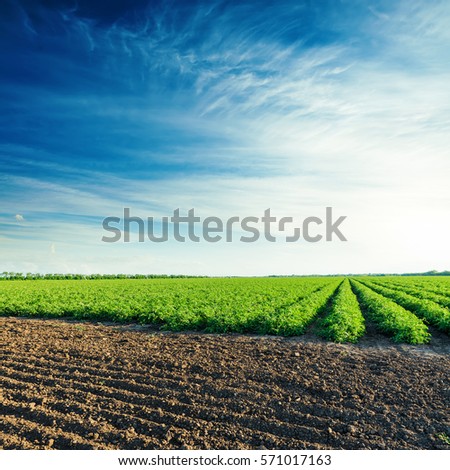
0,0,449,276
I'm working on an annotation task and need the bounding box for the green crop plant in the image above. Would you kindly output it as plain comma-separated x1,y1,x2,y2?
350,280,430,344
1,276,448,342
317,279,365,343
359,279,450,334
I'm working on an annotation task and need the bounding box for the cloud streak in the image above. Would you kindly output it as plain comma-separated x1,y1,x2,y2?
0,0,449,274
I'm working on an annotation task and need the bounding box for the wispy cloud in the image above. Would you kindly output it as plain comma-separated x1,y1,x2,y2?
0,0,449,274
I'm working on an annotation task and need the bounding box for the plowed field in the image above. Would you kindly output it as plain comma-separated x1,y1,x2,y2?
0,317,449,450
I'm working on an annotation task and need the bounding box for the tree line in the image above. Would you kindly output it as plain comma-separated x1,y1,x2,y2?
0,273,206,280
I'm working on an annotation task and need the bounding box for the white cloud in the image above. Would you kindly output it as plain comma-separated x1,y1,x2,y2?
2,0,449,274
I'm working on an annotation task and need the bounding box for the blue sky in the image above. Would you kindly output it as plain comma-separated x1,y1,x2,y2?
1,0,449,275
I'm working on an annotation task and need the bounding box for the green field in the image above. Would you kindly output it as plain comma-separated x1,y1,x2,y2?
1,276,449,344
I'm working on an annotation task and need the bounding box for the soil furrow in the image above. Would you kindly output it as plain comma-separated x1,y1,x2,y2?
0,349,289,396
1,379,325,450
0,367,345,448
0,363,374,441
0,353,286,407
0,415,96,450
1,317,449,450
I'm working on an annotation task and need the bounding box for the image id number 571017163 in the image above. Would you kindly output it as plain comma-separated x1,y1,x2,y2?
260,454,332,466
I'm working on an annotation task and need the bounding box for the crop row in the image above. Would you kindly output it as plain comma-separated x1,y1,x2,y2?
263,280,341,336
369,279,450,309
372,277,450,297
1,277,449,342
316,279,365,343
0,278,336,335
349,280,430,344
358,279,450,334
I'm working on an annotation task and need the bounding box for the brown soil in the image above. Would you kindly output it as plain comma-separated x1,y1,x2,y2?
0,316,449,450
